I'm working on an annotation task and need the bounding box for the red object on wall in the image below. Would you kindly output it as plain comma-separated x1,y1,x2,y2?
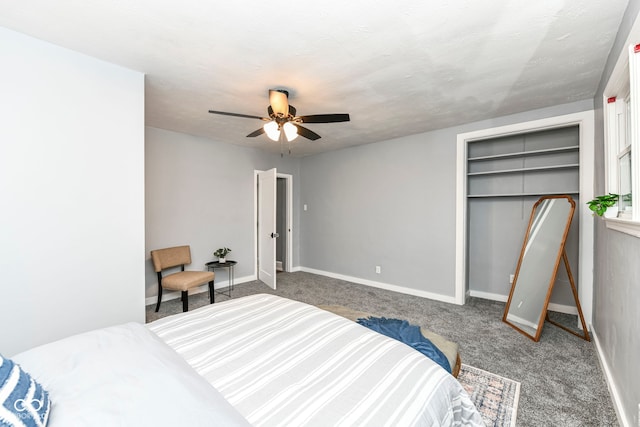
607,97,616,103
635,44,640,53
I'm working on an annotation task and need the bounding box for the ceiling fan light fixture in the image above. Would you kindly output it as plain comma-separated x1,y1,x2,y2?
263,121,280,141
209,88,350,145
283,122,298,141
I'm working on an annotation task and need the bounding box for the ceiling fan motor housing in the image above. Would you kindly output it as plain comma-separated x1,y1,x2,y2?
267,105,297,122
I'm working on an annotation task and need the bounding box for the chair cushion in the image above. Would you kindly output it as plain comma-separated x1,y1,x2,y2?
162,271,215,291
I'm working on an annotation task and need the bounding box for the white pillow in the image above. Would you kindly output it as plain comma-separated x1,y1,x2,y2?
13,323,249,427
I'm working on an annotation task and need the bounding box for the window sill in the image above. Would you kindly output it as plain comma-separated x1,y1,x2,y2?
604,217,640,238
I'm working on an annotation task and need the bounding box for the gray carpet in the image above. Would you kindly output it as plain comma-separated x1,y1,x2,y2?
146,271,618,427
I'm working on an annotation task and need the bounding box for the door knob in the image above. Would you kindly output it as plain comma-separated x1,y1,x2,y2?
271,232,279,238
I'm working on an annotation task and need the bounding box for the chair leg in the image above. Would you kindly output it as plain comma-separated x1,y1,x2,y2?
209,280,215,304
182,291,188,312
155,284,163,312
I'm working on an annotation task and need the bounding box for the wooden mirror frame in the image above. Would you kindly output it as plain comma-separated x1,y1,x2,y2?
502,195,590,342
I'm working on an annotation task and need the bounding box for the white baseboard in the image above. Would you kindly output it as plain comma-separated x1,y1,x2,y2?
469,290,508,302
592,328,631,427
469,290,579,315
547,302,578,316
144,274,256,306
505,313,538,330
299,267,458,305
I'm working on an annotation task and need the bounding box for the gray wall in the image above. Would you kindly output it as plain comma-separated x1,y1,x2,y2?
592,1,640,425
145,127,300,299
468,197,580,304
300,129,458,296
0,27,145,356
300,99,592,299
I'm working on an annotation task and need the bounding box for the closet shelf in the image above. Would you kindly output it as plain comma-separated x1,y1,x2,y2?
467,163,579,176
467,145,579,161
468,191,579,198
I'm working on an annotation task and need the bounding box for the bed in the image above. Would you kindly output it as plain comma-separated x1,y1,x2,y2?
7,294,483,426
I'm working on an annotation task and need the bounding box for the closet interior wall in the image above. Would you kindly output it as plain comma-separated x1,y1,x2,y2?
466,126,580,307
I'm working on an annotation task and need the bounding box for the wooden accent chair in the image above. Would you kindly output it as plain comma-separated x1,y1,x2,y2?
151,245,215,313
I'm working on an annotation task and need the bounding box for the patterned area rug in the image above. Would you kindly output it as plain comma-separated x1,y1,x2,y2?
458,364,520,427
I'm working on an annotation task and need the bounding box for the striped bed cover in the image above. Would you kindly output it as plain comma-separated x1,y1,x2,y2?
149,294,483,427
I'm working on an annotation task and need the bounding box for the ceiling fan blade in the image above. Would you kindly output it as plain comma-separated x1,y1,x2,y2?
294,124,321,141
269,89,289,116
299,113,350,123
209,110,266,120
246,128,265,137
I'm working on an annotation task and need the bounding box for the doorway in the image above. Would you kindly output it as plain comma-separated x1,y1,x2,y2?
254,170,293,288
276,177,287,272
455,111,594,324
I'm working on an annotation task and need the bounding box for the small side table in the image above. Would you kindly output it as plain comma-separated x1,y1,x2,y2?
205,260,237,297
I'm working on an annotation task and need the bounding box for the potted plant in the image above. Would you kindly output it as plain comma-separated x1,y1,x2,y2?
586,193,619,218
213,247,231,263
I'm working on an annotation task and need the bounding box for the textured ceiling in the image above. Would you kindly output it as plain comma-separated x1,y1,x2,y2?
0,1,629,156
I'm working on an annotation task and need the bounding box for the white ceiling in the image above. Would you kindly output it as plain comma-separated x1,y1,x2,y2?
0,1,629,156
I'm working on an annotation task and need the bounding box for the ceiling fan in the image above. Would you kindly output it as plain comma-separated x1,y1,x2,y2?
208,89,350,143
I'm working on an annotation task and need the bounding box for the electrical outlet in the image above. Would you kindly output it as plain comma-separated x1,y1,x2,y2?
509,274,515,284
375,266,381,274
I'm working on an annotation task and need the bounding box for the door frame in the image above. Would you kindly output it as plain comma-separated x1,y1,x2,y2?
253,170,293,279
455,111,594,326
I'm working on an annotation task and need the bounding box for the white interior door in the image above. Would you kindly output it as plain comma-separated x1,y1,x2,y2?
258,168,277,289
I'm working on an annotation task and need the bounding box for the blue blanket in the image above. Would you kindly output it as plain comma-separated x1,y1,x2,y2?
356,317,451,373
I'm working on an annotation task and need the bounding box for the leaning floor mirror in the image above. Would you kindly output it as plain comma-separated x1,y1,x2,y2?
502,195,590,342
